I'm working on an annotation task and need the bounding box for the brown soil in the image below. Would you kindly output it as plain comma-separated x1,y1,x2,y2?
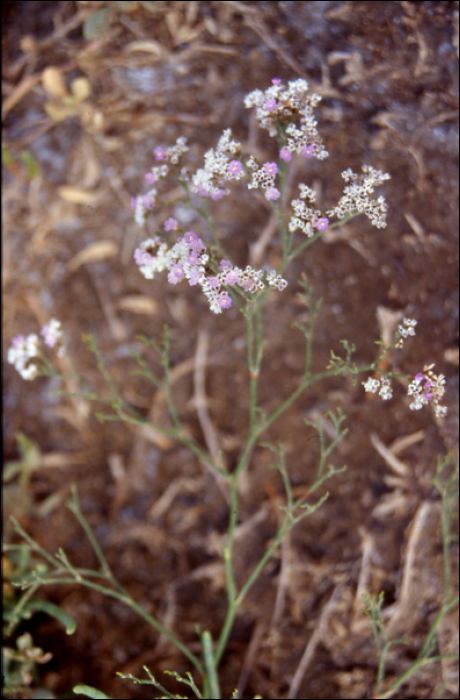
3,2,459,699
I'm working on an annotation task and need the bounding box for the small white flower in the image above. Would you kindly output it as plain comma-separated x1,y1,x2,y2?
362,378,380,393
379,377,393,400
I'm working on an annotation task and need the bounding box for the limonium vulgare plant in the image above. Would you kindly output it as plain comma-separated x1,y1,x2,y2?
7,78,451,699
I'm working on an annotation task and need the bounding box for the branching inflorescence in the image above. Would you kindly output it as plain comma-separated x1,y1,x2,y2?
129,78,391,317
9,78,448,422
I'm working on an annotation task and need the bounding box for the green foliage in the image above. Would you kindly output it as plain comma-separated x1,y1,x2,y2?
2,146,40,181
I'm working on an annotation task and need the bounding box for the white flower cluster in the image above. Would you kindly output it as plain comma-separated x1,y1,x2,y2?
244,78,328,159
396,318,417,348
327,166,390,229
265,270,288,291
289,183,323,237
362,376,393,400
362,319,448,418
132,188,157,227
245,157,281,200
8,318,63,381
160,136,189,165
407,365,448,418
285,121,329,161
8,333,40,380
191,129,242,199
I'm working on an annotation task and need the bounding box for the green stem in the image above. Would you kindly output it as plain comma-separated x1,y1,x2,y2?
202,631,221,699
66,486,125,595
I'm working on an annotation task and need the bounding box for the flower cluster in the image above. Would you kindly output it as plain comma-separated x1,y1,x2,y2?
289,183,329,236
152,137,189,166
244,78,328,161
246,158,280,201
327,166,390,229
8,318,63,381
407,365,448,418
396,317,417,348
362,376,393,401
134,230,287,314
191,129,242,200
362,319,448,418
131,137,189,226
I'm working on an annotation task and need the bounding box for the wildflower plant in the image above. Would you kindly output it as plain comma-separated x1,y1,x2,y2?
7,78,452,699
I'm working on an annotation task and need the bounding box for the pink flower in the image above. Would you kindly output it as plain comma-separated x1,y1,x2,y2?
227,160,243,177
185,231,204,251
225,270,240,285
153,147,166,161
211,189,225,201
188,270,201,286
414,373,424,383
12,334,25,348
315,217,329,231
168,264,184,285
184,231,198,246
196,184,208,197
142,194,154,209
164,217,178,231
145,172,156,184
264,162,278,176
130,197,137,210
264,98,277,112
271,78,282,86
218,292,232,309
265,187,280,201
280,147,292,162
301,145,316,159
134,248,149,265
241,278,255,292
219,259,233,272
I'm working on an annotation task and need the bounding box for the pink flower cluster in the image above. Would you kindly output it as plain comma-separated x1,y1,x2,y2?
130,137,189,226
407,365,448,418
134,229,287,314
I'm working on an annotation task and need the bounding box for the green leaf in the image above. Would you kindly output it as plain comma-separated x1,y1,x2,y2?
3,433,42,483
27,599,77,635
73,685,113,699
20,150,40,179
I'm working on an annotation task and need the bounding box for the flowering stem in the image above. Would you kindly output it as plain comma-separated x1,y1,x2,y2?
269,200,289,260
246,297,265,430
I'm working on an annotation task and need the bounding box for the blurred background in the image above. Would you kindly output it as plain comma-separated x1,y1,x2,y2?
2,2,459,698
